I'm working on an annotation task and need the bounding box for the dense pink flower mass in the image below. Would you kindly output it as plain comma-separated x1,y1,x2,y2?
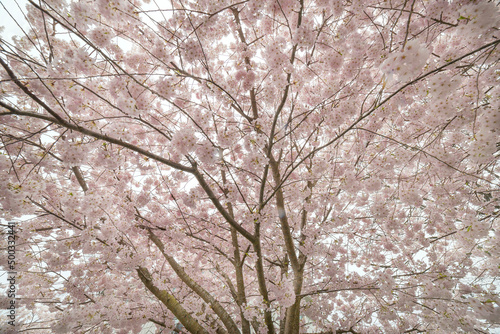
0,0,499,333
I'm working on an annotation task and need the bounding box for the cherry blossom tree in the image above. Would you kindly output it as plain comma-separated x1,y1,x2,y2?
1,0,499,333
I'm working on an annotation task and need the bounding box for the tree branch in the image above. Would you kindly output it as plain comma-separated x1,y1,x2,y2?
136,267,209,334
146,229,238,334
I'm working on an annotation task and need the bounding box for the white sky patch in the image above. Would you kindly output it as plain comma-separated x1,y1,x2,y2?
0,0,30,43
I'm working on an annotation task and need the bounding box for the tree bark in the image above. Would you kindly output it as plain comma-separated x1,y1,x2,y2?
148,231,241,334
137,267,209,334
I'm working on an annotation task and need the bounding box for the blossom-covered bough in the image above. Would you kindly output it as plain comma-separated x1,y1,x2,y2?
0,0,499,333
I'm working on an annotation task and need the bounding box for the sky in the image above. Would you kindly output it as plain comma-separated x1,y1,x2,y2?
1,0,30,42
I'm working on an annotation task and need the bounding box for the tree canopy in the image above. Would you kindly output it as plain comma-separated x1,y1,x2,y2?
0,0,499,333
